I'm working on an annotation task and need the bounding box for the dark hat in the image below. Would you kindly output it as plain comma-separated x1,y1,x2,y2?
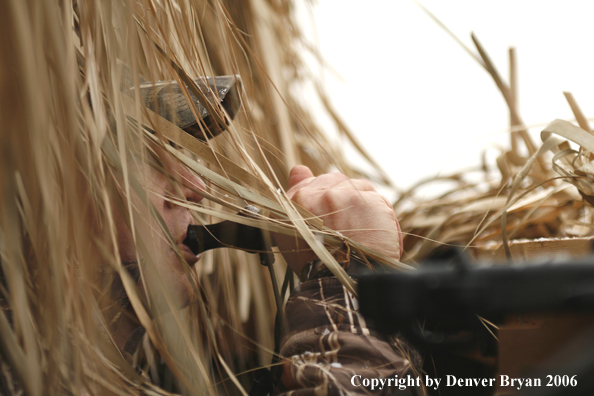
135,75,241,141
75,49,240,141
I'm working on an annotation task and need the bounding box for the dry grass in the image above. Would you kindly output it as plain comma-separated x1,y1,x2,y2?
396,33,594,264
2,1,594,396
0,0,380,395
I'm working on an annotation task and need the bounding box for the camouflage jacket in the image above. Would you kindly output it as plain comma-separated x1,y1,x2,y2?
275,277,427,396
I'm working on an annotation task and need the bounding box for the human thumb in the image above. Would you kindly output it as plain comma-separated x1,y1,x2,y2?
287,165,314,191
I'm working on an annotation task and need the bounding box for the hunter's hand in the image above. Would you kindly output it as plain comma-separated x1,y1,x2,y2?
279,165,403,274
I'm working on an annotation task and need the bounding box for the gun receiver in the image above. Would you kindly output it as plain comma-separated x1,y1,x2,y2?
358,249,594,396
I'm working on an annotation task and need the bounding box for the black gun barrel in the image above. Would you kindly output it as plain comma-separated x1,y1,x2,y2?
359,259,594,334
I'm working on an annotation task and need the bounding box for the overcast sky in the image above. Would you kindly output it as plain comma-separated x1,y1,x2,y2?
298,0,594,193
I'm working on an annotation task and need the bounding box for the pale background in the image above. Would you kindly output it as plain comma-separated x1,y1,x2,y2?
297,0,594,196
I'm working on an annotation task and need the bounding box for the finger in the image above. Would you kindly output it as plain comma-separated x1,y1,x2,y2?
301,172,350,191
333,178,377,192
288,165,314,190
